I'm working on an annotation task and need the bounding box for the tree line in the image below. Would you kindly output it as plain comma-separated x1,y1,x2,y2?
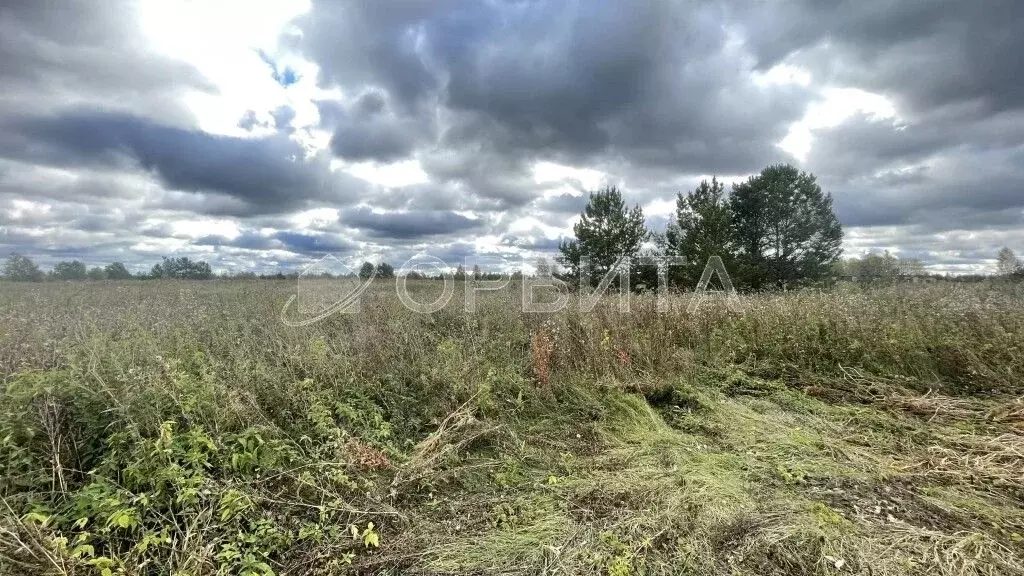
1,255,519,282
556,163,1024,290
1,255,215,281
832,247,1022,284
558,163,844,290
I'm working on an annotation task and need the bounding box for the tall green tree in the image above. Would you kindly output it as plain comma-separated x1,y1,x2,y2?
664,177,732,288
104,262,133,280
844,251,900,284
558,186,648,284
729,164,842,289
2,253,43,281
151,257,212,280
52,260,88,280
358,262,375,279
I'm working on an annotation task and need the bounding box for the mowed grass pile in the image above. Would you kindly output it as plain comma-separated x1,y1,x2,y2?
0,280,1022,575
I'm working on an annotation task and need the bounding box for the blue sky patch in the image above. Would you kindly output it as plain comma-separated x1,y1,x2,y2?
258,49,300,87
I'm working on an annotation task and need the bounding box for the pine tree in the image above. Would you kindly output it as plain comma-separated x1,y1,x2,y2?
665,177,732,288
558,186,648,284
729,164,842,289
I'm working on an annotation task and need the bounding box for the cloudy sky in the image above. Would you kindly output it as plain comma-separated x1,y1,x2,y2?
1,0,1021,275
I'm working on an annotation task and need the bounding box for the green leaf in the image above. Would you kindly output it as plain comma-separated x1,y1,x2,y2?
106,508,139,530
21,512,49,527
71,544,95,559
361,522,380,548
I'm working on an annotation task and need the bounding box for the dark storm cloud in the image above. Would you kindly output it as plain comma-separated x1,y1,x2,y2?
807,107,1024,182
294,0,810,207
328,118,418,163
735,0,1024,114
419,142,539,207
0,110,365,216
289,1,447,113
717,0,1024,258
194,230,355,259
273,231,355,253
194,232,277,251
807,108,1024,232
340,207,483,239
317,95,428,163
829,145,1024,230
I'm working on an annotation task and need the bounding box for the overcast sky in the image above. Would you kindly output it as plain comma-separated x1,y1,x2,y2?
1,0,1021,275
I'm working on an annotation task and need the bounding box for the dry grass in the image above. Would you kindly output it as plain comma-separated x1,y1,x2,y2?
0,279,1022,575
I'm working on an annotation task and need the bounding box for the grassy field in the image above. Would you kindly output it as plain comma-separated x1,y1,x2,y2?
0,280,1022,575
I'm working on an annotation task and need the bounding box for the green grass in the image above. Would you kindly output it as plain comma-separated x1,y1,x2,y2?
0,279,1022,575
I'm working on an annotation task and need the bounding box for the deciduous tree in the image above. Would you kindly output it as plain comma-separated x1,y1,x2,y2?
996,247,1021,276
150,257,213,280
52,260,88,280
2,253,43,281
104,262,132,280
845,251,900,283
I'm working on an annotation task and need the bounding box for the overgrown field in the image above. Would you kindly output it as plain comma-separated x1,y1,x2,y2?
0,280,1022,575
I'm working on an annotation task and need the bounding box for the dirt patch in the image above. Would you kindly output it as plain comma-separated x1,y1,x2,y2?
805,476,972,534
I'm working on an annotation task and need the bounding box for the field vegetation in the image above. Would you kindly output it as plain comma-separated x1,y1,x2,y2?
0,279,1022,575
